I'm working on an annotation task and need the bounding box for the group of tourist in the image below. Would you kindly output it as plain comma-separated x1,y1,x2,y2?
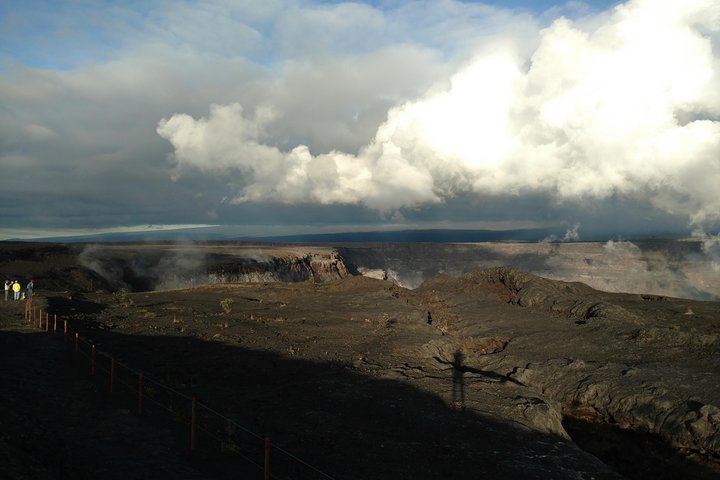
4,279,33,301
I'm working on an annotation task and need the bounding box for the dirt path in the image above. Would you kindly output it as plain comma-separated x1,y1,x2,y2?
0,310,212,480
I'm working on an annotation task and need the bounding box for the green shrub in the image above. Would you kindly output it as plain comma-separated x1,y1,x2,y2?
220,298,234,315
111,288,133,308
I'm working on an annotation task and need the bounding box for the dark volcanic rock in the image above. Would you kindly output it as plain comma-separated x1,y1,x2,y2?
2,244,720,479
422,267,720,478
475,267,641,320
63,243,352,291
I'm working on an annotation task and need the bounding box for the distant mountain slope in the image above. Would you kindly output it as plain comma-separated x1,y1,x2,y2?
8,227,557,243
257,228,557,243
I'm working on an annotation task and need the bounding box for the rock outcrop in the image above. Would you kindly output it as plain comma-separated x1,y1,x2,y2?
73,244,352,291
474,267,640,321
417,267,720,476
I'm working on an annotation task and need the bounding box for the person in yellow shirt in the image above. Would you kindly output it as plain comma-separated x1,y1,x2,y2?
12,280,21,301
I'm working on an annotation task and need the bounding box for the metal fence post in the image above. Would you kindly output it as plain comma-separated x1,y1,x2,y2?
110,357,115,393
138,372,144,415
191,396,197,450
90,344,96,376
264,434,271,480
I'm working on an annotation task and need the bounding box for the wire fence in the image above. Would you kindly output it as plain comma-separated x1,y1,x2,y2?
22,298,338,480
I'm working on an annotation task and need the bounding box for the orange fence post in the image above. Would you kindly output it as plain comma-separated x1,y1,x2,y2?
64,320,67,339
90,345,96,376
264,434,270,480
45,313,49,332
39,309,42,327
138,372,144,415
33,308,36,326
53,314,57,333
110,357,115,394
74,332,79,360
190,396,197,450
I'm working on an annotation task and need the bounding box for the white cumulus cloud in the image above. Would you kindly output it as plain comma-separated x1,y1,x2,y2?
157,0,720,226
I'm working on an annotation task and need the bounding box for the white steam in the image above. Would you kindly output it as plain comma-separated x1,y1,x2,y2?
694,229,720,272
542,223,581,243
157,0,720,224
541,238,719,299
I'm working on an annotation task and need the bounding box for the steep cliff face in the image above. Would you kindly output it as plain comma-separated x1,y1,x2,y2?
75,244,352,292
308,250,351,281
338,241,720,299
203,251,350,285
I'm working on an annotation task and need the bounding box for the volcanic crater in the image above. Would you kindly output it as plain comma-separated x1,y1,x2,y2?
1,242,719,479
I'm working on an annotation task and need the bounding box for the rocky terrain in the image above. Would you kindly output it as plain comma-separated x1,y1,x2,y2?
337,239,720,299
1,241,720,479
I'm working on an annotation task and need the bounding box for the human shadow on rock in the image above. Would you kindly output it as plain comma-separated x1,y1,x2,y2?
64,326,631,480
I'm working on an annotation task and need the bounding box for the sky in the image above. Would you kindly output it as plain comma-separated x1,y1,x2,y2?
1,0,719,241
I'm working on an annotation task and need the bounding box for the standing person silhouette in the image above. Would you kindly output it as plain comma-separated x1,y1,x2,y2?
451,351,465,409
3,280,9,301
12,280,21,300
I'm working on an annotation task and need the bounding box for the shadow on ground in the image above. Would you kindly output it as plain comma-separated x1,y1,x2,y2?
0,310,622,480
4,282,719,480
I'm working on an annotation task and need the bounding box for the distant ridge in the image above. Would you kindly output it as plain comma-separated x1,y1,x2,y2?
6,227,557,243
256,228,557,243
4,226,687,244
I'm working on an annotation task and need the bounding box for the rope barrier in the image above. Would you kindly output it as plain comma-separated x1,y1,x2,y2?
25,308,339,480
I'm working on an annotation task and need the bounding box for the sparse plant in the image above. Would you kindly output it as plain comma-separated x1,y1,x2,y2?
111,287,134,308
437,317,452,335
369,313,396,332
220,298,234,315
221,440,241,454
144,386,158,399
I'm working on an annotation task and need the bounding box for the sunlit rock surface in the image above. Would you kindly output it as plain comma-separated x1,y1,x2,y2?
2,242,720,478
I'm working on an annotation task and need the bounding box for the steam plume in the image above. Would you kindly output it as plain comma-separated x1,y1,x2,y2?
542,223,581,243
